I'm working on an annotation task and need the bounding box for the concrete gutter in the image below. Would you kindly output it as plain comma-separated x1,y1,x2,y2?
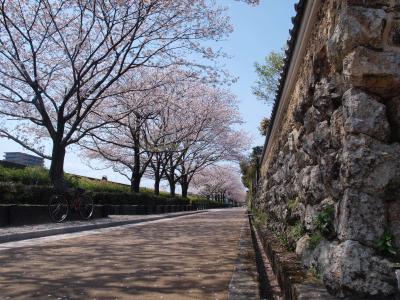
0,210,206,244
248,214,338,300
228,219,260,300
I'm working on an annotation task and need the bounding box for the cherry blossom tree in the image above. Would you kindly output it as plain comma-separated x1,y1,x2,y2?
160,84,250,198
79,68,180,192
192,165,247,205
0,0,239,189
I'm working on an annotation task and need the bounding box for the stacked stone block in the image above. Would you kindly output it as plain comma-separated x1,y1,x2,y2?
256,0,400,298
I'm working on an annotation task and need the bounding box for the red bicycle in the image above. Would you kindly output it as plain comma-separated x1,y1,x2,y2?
48,188,94,222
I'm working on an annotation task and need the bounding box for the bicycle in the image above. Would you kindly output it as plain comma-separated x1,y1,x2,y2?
48,188,94,223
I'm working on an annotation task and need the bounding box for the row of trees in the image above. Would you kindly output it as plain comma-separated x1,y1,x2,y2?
81,69,248,197
193,164,246,204
0,0,255,199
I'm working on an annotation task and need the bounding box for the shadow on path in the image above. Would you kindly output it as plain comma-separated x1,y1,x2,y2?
0,209,246,299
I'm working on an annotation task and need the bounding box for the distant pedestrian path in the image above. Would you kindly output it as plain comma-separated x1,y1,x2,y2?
0,209,252,299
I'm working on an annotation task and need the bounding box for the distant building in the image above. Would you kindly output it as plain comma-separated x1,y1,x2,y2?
4,152,44,167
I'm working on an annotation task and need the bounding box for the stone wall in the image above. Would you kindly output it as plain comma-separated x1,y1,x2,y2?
255,0,400,298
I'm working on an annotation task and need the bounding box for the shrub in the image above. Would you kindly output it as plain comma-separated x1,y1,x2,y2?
306,206,335,250
0,182,192,206
315,205,335,237
0,166,225,207
308,232,323,250
0,165,51,185
0,182,231,209
0,182,54,205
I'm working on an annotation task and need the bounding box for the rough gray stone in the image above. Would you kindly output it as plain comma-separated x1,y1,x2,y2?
340,134,400,194
254,1,400,298
343,47,400,97
386,96,400,142
301,132,317,161
387,199,400,249
342,89,390,141
304,198,336,232
346,0,397,9
336,189,386,246
314,121,332,152
327,6,387,69
309,239,337,271
296,234,311,261
294,149,314,170
304,205,316,231
330,108,345,149
297,165,327,205
313,79,341,117
304,106,324,134
288,128,300,152
320,240,397,298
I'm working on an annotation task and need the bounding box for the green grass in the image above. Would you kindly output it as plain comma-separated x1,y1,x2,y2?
251,208,269,228
290,222,306,242
0,165,134,193
288,197,300,211
65,174,131,193
276,231,296,251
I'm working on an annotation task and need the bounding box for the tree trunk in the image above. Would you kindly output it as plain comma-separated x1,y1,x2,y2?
169,179,176,197
154,174,160,195
131,176,141,193
181,174,188,198
49,142,66,192
181,183,188,198
131,129,141,193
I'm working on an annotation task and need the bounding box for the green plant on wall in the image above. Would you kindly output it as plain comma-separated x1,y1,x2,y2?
376,229,399,259
290,222,305,242
288,197,300,211
275,231,295,252
308,205,335,250
308,266,323,282
308,232,323,250
315,205,334,236
252,208,269,228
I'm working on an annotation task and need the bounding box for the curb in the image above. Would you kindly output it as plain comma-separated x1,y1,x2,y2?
248,214,338,300
228,218,260,300
0,210,207,244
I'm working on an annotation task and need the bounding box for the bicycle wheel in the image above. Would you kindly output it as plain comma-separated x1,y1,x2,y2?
48,194,69,223
78,193,94,220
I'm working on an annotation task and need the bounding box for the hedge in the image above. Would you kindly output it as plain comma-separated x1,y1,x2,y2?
0,165,51,186
0,182,192,206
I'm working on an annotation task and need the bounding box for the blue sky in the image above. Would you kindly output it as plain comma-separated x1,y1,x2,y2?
0,1,297,188
224,0,297,147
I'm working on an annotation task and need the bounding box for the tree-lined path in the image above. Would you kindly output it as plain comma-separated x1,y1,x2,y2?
0,209,252,299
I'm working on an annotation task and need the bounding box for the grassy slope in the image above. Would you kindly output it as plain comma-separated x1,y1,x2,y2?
0,165,206,202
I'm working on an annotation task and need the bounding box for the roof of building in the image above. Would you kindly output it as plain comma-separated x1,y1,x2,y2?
261,0,307,160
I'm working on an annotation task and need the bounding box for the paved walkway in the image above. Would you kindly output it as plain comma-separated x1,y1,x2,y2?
0,211,205,243
0,208,253,299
